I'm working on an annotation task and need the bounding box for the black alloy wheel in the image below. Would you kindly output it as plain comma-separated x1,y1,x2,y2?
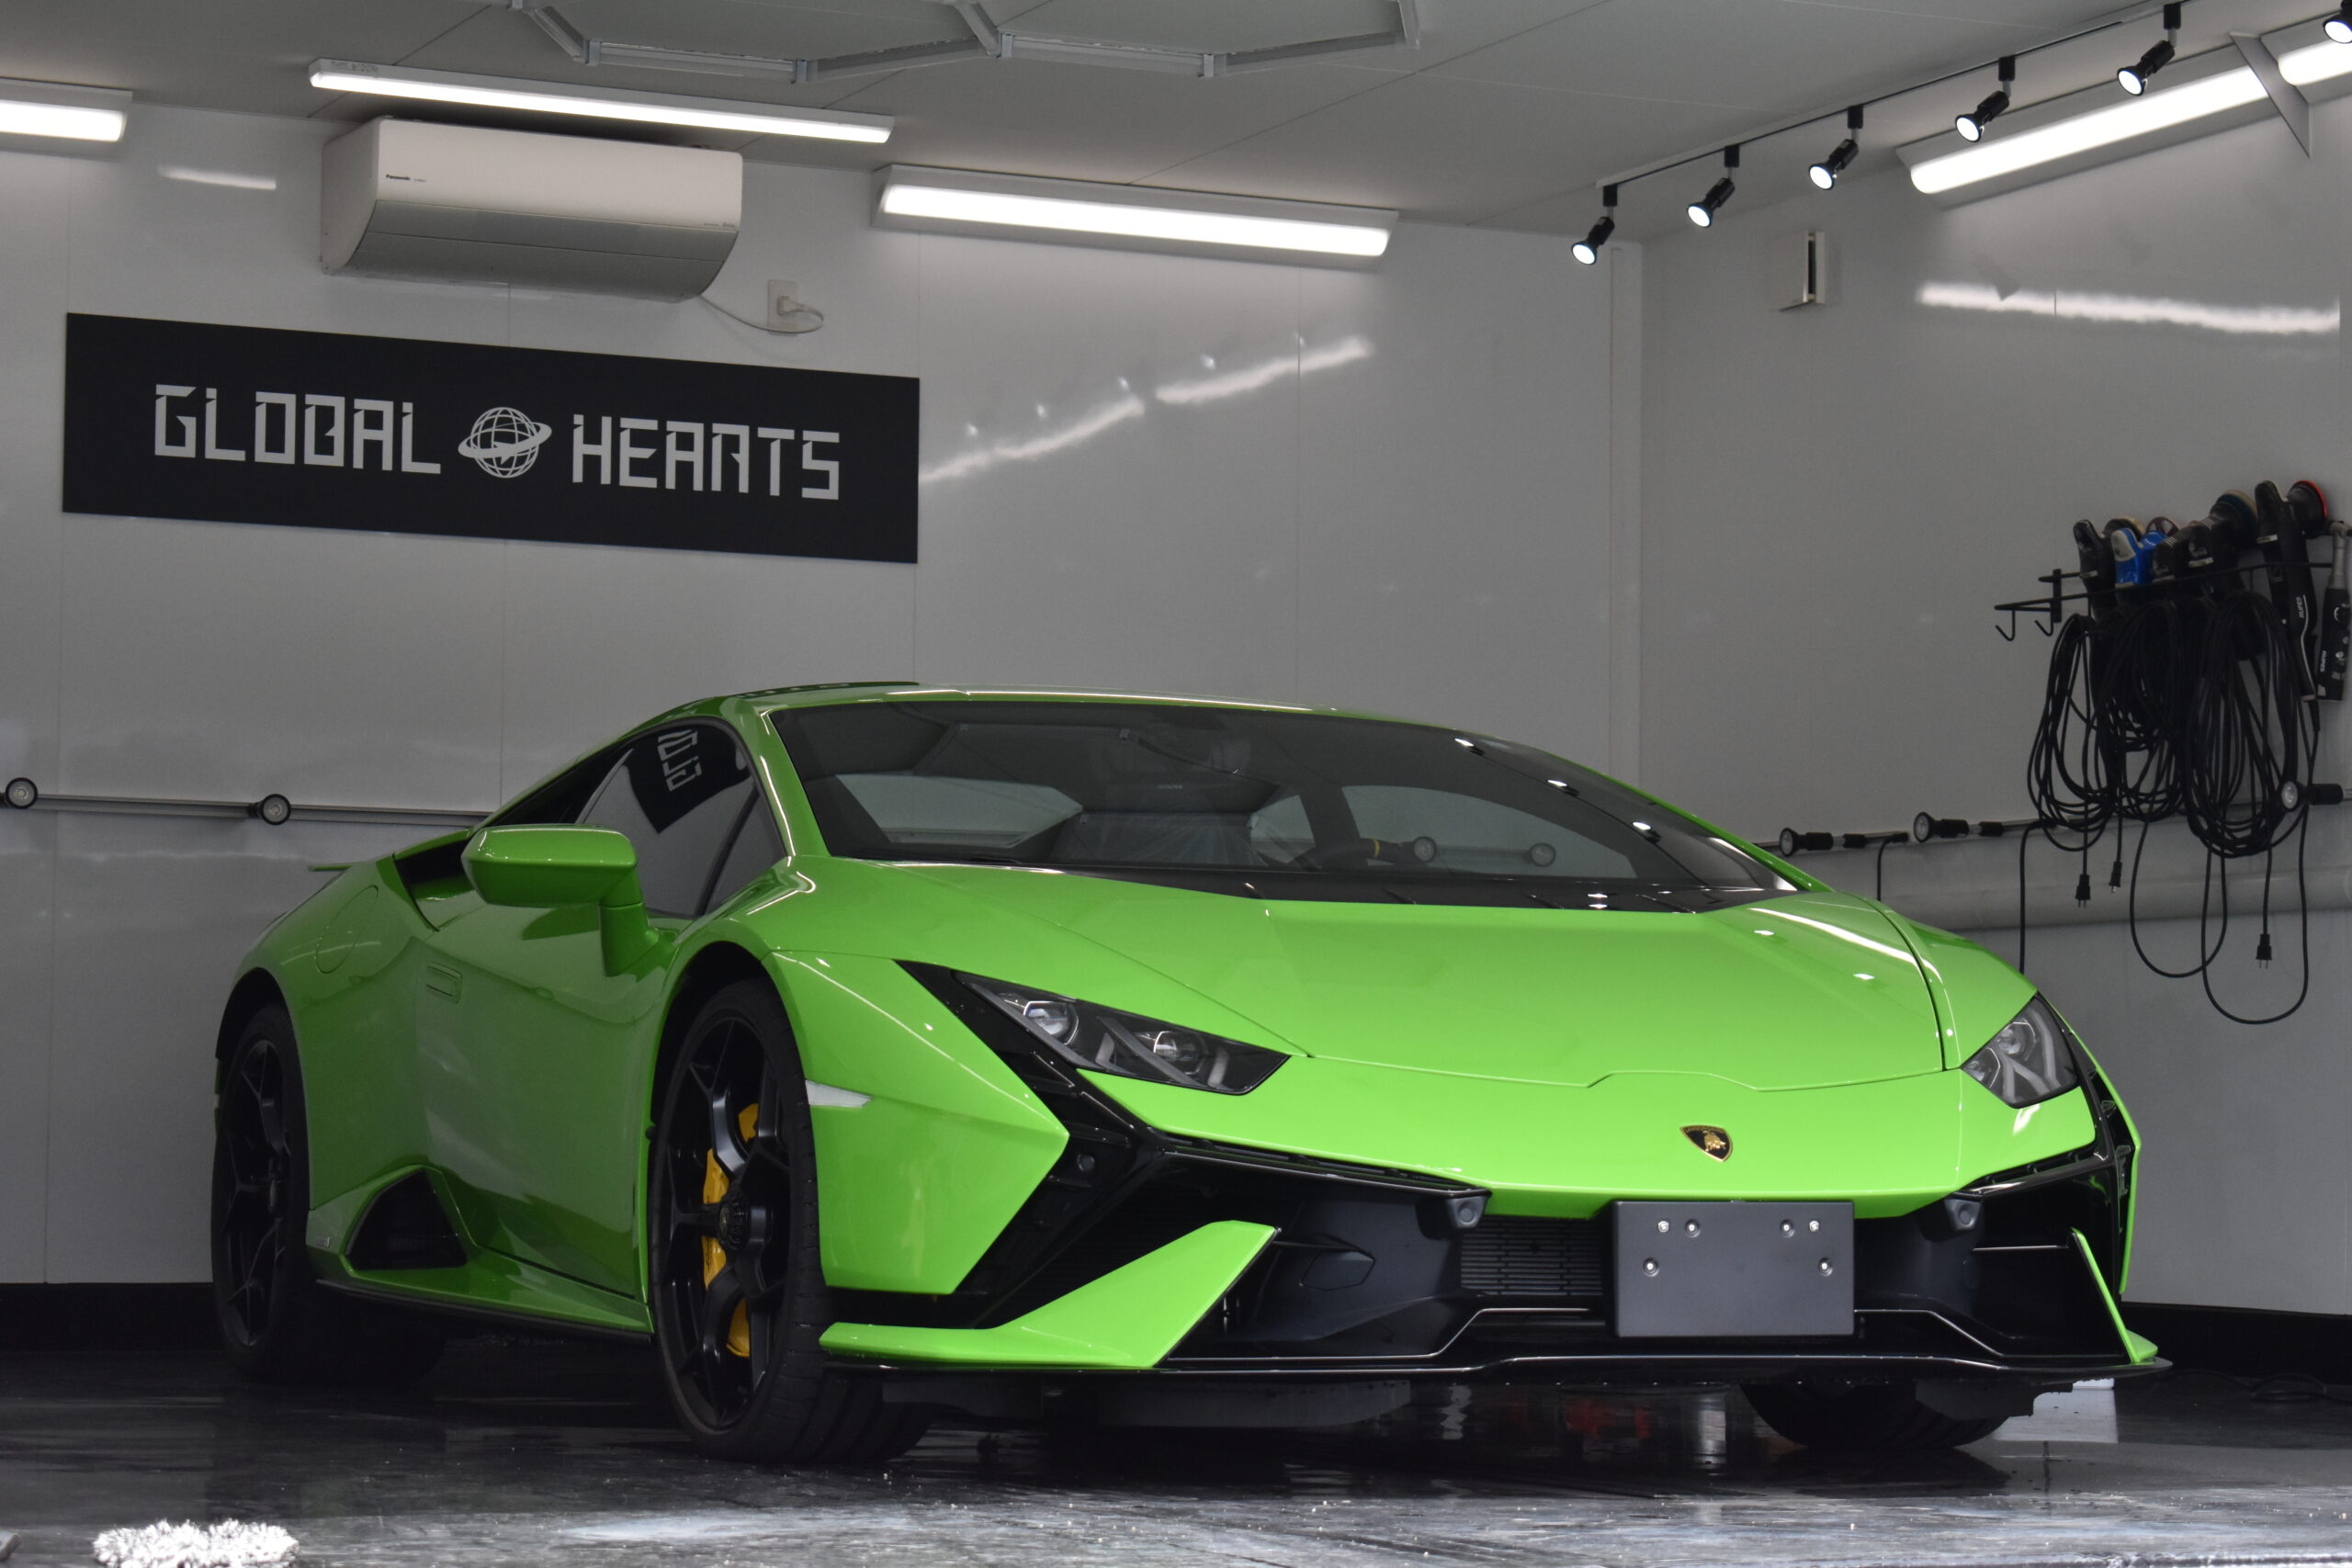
648,979,929,1464
210,1006,443,1384
213,1028,295,1351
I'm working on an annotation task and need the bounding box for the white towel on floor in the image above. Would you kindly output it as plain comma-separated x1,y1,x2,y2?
90,1520,298,1568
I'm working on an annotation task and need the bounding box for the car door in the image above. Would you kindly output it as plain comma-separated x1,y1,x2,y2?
421,720,773,1297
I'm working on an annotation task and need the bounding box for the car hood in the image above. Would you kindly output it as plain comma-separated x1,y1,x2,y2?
878,866,1945,1091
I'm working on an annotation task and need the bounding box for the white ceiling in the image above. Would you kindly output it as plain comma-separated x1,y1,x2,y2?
5,0,2330,237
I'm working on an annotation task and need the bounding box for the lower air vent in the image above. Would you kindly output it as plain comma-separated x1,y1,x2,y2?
1458,1216,1607,1298
346,1170,467,1271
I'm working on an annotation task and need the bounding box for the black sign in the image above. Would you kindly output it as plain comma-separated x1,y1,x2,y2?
62,314,918,563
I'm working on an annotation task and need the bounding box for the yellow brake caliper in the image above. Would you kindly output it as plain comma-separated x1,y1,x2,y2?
701,1104,760,1359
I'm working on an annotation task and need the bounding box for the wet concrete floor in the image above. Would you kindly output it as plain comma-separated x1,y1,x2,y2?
3,1337,2349,1567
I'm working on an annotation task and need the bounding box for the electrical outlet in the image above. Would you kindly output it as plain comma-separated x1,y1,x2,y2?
766,280,824,333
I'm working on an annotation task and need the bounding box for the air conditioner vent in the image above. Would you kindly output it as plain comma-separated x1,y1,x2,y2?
322,118,741,300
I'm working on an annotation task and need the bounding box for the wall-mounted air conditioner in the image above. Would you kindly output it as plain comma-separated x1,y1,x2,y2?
321,118,741,300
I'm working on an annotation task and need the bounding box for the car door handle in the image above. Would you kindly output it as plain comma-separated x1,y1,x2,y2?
424,964,462,1001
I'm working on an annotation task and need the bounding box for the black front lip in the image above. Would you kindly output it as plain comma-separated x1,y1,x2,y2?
836,1309,2164,1384
843,1352,2160,1384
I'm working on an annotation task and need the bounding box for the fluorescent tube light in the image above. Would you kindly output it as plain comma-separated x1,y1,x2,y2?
1908,35,2352,199
310,60,890,143
872,165,1395,265
882,184,1388,255
2280,36,2352,85
1911,66,2262,193
0,100,123,141
0,77,130,142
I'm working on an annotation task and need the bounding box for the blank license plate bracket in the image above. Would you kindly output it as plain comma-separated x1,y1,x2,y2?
1612,1201,1855,1338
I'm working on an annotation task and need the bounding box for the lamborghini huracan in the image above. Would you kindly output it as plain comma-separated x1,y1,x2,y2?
211,683,2154,1463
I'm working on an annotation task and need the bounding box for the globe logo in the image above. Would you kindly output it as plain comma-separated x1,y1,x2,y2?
457,406,553,479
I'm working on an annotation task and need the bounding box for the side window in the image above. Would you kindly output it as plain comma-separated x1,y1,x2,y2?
704,803,785,913
494,743,628,828
578,725,757,917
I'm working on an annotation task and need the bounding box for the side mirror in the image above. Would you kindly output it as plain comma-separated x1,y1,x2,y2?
463,826,659,975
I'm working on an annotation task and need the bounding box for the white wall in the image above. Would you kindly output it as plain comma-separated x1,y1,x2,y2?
1639,103,2352,1314
0,106,1620,1282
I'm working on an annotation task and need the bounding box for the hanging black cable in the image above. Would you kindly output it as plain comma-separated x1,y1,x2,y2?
2128,817,2229,979
2018,481,2325,1025
2199,816,2313,1025
2016,824,2029,974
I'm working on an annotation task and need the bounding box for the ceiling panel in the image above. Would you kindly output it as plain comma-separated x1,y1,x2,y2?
1008,0,1399,53
387,7,874,119
1143,72,1759,223
0,0,479,120
823,56,1407,185
1785,0,2129,25
559,0,975,62
1426,0,2081,113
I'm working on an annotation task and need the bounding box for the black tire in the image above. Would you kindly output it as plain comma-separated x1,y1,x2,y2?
211,1005,444,1385
1742,1381,2007,1451
648,979,930,1466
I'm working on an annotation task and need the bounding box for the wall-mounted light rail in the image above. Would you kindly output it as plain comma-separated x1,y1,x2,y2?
2,777,482,831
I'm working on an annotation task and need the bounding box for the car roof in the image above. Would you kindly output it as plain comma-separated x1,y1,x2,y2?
652,682,1403,725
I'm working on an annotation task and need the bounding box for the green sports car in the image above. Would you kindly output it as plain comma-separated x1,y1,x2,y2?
211,684,2152,1463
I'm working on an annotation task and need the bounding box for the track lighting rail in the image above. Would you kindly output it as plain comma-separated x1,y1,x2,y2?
1583,2,2350,224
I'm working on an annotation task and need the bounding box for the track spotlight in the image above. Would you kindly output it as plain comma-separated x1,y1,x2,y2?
2118,4,2179,96
1572,184,1617,265
2328,3,2352,43
1957,56,2015,142
1688,145,1737,228
1809,106,1861,189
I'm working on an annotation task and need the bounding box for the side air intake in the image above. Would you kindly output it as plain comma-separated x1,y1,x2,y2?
346,1171,468,1271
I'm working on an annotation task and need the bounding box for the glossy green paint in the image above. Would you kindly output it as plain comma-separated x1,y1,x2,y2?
420,897,672,1294
465,825,659,975
305,1163,649,1335
821,1221,1275,1369
2073,1229,2159,1364
1879,911,2039,1070
750,948,1067,1293
2051,1016,2143,1294
874,871,1944,1089
465,825,637,906
1093,1062,2094,1219
227,683,2139,1368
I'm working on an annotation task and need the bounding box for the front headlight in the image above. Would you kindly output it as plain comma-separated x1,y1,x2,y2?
1962,996,2083,1108
958,973,1287,1094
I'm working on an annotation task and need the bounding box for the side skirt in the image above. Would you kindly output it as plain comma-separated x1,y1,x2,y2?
317,1275,650,1344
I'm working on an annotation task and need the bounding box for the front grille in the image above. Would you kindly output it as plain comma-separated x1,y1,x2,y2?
1458,1216,1608,1298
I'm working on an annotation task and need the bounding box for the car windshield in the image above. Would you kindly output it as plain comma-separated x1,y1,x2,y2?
771,700,1789,902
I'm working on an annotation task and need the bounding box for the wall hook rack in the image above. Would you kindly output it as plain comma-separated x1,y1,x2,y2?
1994,570,2072,640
